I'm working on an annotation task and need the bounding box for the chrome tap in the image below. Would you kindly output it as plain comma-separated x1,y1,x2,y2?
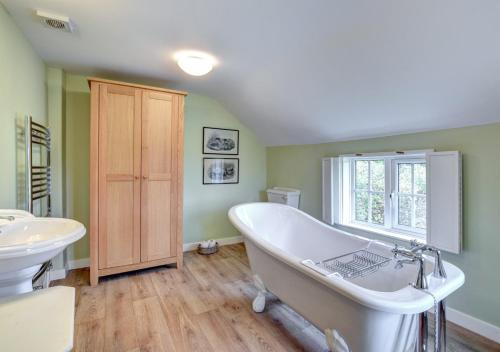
392,244,428,289
410,240,447,352
0,215,15,222
410,240,447,279
392,244,429,352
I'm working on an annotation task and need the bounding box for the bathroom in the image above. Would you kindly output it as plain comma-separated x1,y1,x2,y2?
0,1,499,351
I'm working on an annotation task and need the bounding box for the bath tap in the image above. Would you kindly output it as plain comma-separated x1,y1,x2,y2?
394,258,415,270
410,240,447,352
392,245,428,289
0,215,15,221
410,240,447,279
392,244,429,352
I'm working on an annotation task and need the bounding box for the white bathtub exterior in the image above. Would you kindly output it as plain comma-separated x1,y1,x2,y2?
228,203,465,352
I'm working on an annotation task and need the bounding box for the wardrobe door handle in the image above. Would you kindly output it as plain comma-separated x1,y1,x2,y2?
142,176,148,180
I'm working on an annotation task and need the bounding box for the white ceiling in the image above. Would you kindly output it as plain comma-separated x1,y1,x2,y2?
4,0,500,145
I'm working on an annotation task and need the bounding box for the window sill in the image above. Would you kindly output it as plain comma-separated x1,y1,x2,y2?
337,222,426,244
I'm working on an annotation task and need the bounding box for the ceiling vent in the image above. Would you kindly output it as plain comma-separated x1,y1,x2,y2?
36,10,74,32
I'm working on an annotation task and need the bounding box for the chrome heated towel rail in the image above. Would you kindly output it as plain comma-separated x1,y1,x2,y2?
26,115,51,216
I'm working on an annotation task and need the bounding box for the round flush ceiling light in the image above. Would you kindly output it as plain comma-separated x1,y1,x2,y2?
175,51,215,76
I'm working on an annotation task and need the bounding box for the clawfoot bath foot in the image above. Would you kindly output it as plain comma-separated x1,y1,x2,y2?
325,329,350,352
252,275,267,313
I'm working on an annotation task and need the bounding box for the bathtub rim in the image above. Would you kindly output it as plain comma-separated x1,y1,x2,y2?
228,202,465,315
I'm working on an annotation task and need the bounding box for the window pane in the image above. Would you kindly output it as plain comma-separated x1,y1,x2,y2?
371,193,385,225
398,195,412,226
414,163,426,195
354,191,369,222
370,160,385,192
415,196,426,229
355,161,368,189
398,164,412,193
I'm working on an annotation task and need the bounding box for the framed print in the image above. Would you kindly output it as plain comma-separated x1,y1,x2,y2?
203,158,239,184
203,127,239,155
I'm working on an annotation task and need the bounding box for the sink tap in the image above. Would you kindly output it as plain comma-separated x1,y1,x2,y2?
410,240,447,279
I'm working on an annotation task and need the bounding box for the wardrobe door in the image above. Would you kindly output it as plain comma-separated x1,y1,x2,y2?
141,90,178,261
98,84,141,269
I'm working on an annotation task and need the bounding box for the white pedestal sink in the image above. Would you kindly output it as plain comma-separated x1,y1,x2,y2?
0,210,85,297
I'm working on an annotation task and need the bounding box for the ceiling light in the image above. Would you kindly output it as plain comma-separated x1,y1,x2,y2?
175,51,215,76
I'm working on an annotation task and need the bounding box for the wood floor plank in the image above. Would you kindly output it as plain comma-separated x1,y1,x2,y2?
150,269,182,296
176,282,219,316
133,296,176,352
160,295,215,352
195,309,252,352
53,244,500,352
75,284,106,323
130,272,156,300
230,309,296,352
153,294,186,351
103,277,139,352
74,319,105,352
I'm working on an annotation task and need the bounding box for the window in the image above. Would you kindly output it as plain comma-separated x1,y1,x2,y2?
322,151,462,252
352,160,386,225
341,153,427,240
393,160,426,234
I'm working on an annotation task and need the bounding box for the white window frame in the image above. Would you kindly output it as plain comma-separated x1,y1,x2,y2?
392,158,427,236
323,149,462,252
349,158,388,230
338,150,431,241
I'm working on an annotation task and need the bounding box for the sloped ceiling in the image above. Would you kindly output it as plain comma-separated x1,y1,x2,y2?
3,0,500,145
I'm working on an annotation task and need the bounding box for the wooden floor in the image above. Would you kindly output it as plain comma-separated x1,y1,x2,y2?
53,244,500,352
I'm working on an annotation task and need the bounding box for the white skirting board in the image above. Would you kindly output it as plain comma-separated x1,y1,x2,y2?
48,258,91,281
447,307,500,343
182,235,243,252
48,236,244,281
46,235,500,344
48,269,67,281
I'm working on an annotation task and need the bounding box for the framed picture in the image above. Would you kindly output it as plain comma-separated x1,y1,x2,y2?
203,158,239,184
203,127,239,155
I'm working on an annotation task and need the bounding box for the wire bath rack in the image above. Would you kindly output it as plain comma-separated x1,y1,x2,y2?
316,249,391,279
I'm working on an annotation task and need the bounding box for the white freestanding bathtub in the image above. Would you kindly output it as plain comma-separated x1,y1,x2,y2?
228,203,464,352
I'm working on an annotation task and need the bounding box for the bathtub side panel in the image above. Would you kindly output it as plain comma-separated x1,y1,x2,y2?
245,240,417,352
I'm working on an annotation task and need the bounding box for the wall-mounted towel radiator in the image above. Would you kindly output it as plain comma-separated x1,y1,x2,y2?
25,116,52,289
26,115,51,217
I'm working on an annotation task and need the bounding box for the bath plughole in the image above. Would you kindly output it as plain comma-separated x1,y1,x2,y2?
229,202,465,352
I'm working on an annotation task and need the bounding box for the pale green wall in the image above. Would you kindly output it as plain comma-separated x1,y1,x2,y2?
47,68,64,218
58,73,266,260
0,4,46,208
64,74,91,260
46,68,66,269
184,94,267,243
267,123,500,327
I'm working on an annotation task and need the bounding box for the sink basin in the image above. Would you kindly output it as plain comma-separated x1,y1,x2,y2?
0,209,34,218
0,211,85,297
0,209,34,228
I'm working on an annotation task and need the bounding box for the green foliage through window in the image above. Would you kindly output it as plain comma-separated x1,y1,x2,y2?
353,160,385,226
396,162,426,230
348,156,426,236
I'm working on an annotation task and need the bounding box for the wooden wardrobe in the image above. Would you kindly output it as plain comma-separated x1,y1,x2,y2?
88,78,186,286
